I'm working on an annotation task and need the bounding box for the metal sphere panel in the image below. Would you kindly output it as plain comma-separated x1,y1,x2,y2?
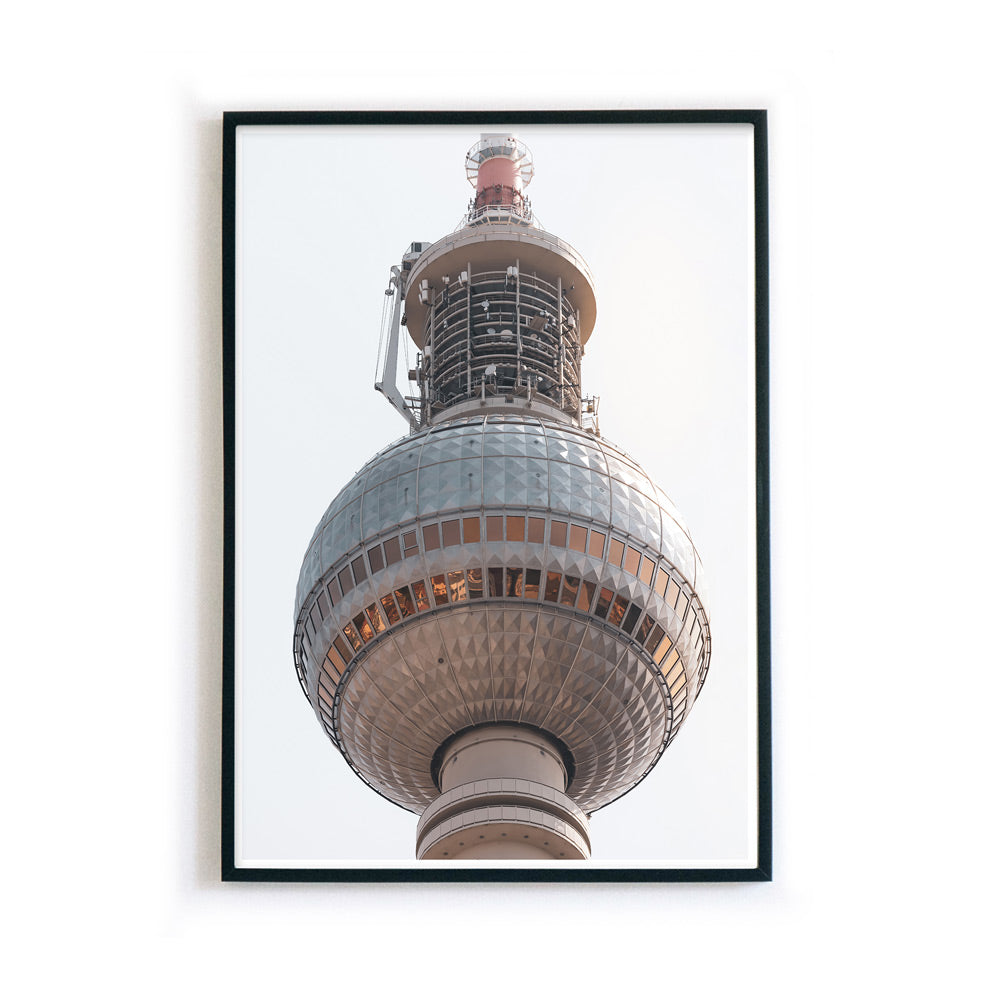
296,414,703,611
334,604,668,814
294,413,711,813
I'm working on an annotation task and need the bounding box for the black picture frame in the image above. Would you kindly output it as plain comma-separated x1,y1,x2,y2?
222,110,771,882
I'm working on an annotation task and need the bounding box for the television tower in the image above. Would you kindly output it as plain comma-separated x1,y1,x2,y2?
293,135,711,860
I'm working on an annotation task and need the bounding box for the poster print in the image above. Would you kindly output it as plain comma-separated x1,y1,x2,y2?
223,111,770,881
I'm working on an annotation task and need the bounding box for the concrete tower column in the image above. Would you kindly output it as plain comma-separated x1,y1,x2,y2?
416,725,591,860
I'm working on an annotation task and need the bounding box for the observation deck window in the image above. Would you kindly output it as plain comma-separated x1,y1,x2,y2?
384,536,402,566
463,516,481,543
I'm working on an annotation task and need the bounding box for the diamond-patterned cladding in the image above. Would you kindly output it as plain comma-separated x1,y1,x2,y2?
297,414,709,816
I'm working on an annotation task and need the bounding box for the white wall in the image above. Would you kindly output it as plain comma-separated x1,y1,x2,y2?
3,3,996,995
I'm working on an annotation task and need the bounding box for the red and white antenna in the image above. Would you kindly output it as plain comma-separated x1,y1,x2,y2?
464,134,534,224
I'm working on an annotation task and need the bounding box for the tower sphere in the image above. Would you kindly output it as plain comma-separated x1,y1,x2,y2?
293,414,711,816
292,135,712,858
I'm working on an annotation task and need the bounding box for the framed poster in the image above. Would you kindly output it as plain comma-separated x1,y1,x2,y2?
223,111,771,881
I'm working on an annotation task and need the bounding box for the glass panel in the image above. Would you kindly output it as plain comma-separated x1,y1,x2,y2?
403,529,419,557
318,683,334,708
608,595,628,627
309,606,321,633
569,524,587,553
326,644,345,676
528,517,545,543
412,579,431,612
333,635,352,664
467,567,483,598
577,579,596,612
423,523,441,551
486,516,503,541
317,590,330,618
506,567,524,597
327,578,342,605
666,579,680,608
463,516,481,543
366,603,386,634
594,587,613,618
383,536,402,566
544,572,561,602
343,622,363,652
507,516,525,541
338,566,354,596
368,545,385,574
654,567,669,597
609,538,625,567
352,555,368,583
353,612,374,643
524,568,541,600
488,566,504,597
660,647,681,674
653,636,673,665
639,555,655,585
637,615,655,645
624,546,641,576
431,574,449,606
588,530,605,558
394,585,415,617
550,520,567,546
622,603,642,634
560,575,580,607
380,593,401,625
675,592,689,620
448,570,467,602
441,519,461,547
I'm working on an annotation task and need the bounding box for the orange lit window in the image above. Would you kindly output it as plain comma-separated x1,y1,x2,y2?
333,635,352,664
506,567,523,597
665,579,680,608
560,575,580,606
488,567,504,597
486,516,503,541
423,524,441,551
467,567,483,598
528,517,545,543
326,644,346,677
380,593,401,625
654,567,669,597
544,572,561,602
588,531,605,558
609,538,625,567
594,588,613,618
402,530,419,557
394,585,415,617
463,517,481,543
448,570,467,602
431,574,449,606
507,516,525,541
524,568,541,600
441,519,461,547
577,579,596,612
343,621,362,652
412,580,431,612
550,520,568,547
353,612,374,643
569,524,587,553
609,595,628,626
368,545,385,573
365,603,386,634
383,536,402,566
637,614,655,644
639,555,655,585
624,546,641,576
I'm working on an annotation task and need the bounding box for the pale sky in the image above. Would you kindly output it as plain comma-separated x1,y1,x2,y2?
235,122,757,866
